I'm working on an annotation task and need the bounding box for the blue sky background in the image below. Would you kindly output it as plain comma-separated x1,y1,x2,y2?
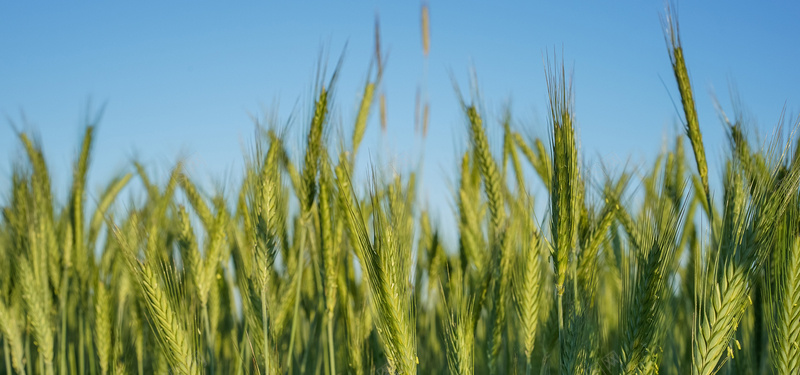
1,2,798,245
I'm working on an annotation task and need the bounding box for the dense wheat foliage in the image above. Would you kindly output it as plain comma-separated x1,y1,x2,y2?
3,10,800,375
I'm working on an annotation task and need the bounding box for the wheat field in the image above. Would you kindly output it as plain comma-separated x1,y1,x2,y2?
1,9,799,375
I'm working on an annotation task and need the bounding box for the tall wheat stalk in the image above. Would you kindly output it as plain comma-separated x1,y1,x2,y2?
663,7,712,220
338,170,417,375
545,57,582,374
692,146,800,375
768,199,800,373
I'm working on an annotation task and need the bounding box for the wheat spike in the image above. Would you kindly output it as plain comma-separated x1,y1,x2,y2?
663,7,712,219
19,257,54,375
135,261,199,375
339,172,417,375
620,197,684,374
94,280,112,375
353,82,376,158
421,4,430,57
0,298,27,375
768,204,800,373
512,196,543,374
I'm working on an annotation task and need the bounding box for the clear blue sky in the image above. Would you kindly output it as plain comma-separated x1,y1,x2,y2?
1,2,798,244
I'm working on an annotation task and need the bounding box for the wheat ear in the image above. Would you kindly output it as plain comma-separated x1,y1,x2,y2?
663,7,712,219
768,204,800,373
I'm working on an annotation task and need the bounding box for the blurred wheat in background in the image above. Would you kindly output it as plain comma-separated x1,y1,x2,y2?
1,5,800,375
